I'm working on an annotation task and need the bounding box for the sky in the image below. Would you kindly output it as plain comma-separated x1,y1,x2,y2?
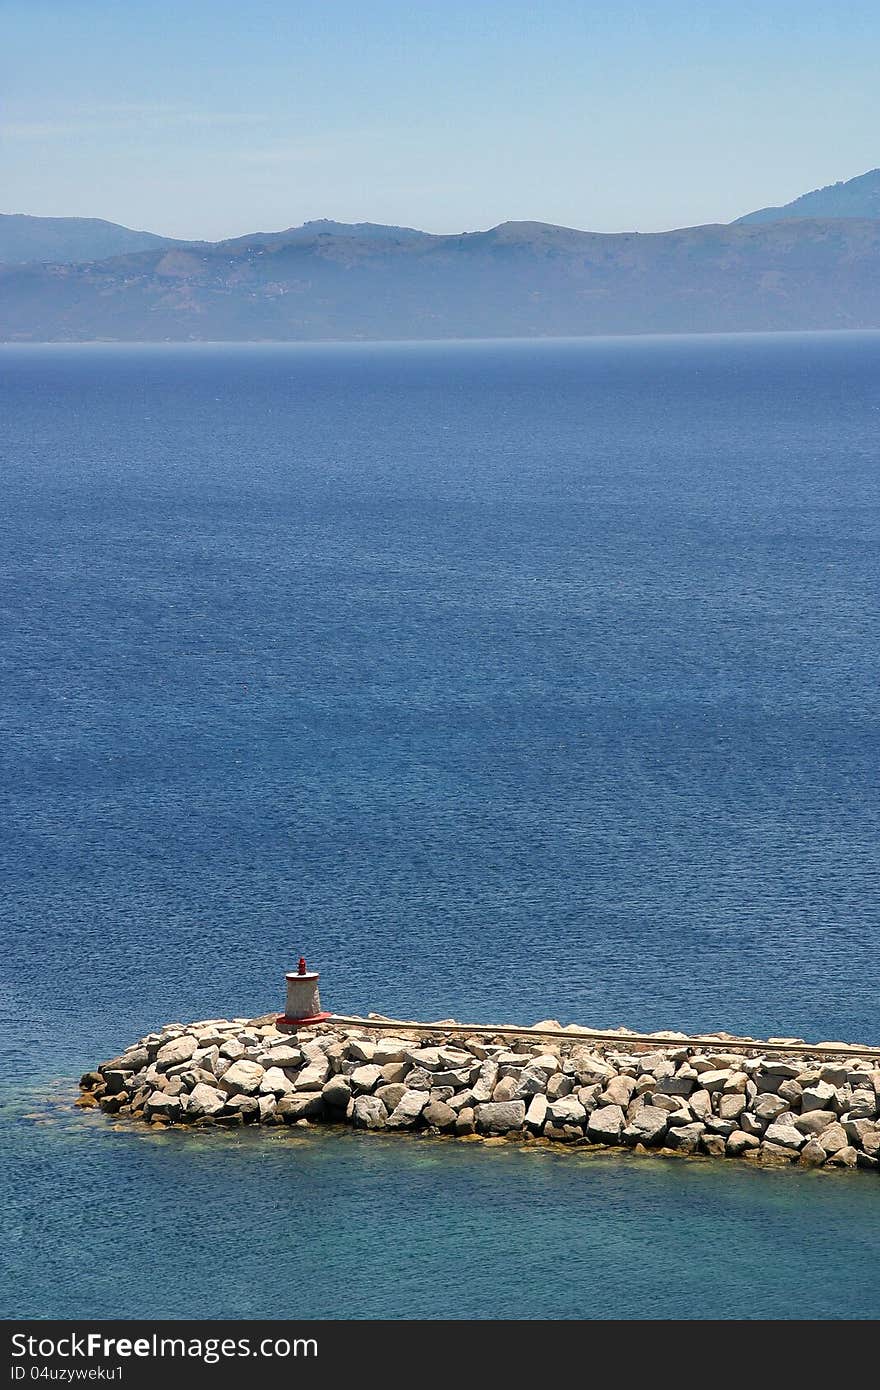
3,1,880,240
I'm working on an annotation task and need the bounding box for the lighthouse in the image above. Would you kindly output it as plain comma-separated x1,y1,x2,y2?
277,957,331,1030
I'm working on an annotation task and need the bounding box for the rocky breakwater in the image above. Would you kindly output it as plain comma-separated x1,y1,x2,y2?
78,1017,880,1173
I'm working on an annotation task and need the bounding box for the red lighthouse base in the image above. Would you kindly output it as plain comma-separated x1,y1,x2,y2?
276,1011,332,1031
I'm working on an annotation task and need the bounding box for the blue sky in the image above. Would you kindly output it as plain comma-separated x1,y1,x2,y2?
3,1,879,238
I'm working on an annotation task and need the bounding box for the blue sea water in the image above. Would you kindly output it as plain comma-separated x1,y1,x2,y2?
1,333,879,1320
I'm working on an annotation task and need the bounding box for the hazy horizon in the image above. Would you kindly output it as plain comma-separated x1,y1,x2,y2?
4,1,880,241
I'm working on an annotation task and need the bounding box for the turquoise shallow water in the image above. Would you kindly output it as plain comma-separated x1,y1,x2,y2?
3,1083,879,1321
1,333,879,1318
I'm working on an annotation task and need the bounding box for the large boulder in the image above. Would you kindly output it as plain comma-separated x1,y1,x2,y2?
726,1129,760,1156
187,1082,225,1118
718,1094,746,1121
322,1076,352,1109
492,1076,520,1104
599,1075,636,1108
525,1094,548,1131
586,1105,625,1144
826,1145,859,1168
515,1066,554,1098
688,1089,713,1121
794,1110,837,1136
800,1081,837,1112
294,1059,330,1091
351,1095,388,1130
144,1091,182,1118
752,1094,789,1122
799,1141,827,1167
422,1099,457,1131
817,1122,849,1155
763,1122,806,1151
277,1094,324,1121
624,1105,669,1146
263,1045,302,1069
224,1096,259,1122
155,1036,197,1071
655,1072,696,1097
438,1047,477,1070
846,1092,878,1120
471,1062,499,1103
371,1039,410,1065
259,1067,295,1096
349,1064,384,1094
405,1047,442,1070
476,1101,526,1134
546,1096,587,1127
387,1090,429,1130
842,1118,880,1156
665,1123,704,1154
432,1067,479,1089
219,1060,265,1096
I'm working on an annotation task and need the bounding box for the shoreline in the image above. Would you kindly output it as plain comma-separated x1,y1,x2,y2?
78,1012,880,1174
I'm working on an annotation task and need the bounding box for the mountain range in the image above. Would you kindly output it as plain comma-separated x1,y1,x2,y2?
2,169,879,341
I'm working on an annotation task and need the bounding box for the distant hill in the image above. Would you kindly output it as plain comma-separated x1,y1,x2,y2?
3,215,880,341
0,214,186,266
218,219,435,250
736,168,880,224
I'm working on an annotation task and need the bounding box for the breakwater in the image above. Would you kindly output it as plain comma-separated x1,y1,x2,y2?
78,1014,880,1172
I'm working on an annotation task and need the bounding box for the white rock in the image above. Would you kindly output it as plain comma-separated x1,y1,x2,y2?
698,1069,731,1092
718,1094,747,1121
471,1061,499,1104
371,1039,410,1065
752,1094,788,1121
186,1082,225,1117
726,1130,760,1156
322,1076,352,1108
295,1059,330,1091
818,1063,849,1087
626,1105,669,1144
794,1110,837,1136
688,1089,713,1121
144,1091,182,1116
847,1091,878,1120
842,1118,880,1155
525,1094,548,1130
405,1047,442,1070
476,1101,526,1134
259,1067,295,1096
265,1045,302,1068
665,1123,704,1153
155,1036,197,1070
800,1081,837,1112
599,1075,636,1107
387,1090,429,1129
351,1095,388,1129
763,1123,806,1151
349,1064,384,1093
586,1104,625,1143
547,1096,587,1126
219,1060,265,1095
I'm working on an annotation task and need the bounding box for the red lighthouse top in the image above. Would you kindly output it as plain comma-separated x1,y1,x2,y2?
298,956,307,975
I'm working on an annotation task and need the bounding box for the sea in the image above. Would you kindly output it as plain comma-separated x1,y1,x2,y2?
1,333,879,1320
